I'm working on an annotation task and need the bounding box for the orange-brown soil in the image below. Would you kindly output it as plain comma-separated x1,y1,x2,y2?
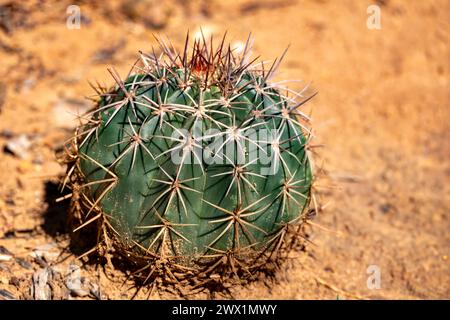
0,0,448,299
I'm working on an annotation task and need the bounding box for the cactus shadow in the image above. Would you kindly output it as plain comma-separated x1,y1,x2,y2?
41,180,96,256
42,180,70,237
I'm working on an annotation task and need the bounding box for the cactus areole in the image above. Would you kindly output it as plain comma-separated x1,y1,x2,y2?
63,34,315,287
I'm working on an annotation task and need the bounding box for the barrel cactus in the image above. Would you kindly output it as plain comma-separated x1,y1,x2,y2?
62,34,315,289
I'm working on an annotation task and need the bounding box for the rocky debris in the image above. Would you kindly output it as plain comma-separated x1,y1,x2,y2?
89,282,102,300
65,264,91,298
0,289,15,300
0,129,13,138
4,134,32,159
31,267,53,300
379,202,396,214
30,243,60,264
30,266,68,300
0,246,13,262
0,253,12,262
0,263,10,272
63,264,103,299
22,264,103,300
15,257,33,270
9,276,20,287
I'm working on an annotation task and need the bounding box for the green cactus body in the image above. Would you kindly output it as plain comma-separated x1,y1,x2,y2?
66,35,314,283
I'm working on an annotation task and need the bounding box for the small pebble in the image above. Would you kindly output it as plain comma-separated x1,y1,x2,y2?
0,289,15,300
4,134,32,159
32,268,52,300
0,245,13,256
31,243,60,263
0,263,10,272
0,129,13,138
15,257,33,270
65,264,90,297
0,246,13,262
9,276,20,286
89,282,102,300
0,254,12,262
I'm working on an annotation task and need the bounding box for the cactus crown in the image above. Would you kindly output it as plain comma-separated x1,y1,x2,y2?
64,33,315,289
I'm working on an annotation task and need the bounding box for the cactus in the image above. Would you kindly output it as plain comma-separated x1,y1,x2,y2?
62,34,315,288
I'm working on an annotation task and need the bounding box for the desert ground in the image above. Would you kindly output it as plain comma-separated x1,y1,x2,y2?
0,0,448,299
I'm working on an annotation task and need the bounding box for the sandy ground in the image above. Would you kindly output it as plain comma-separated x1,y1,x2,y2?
0,0,449,299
